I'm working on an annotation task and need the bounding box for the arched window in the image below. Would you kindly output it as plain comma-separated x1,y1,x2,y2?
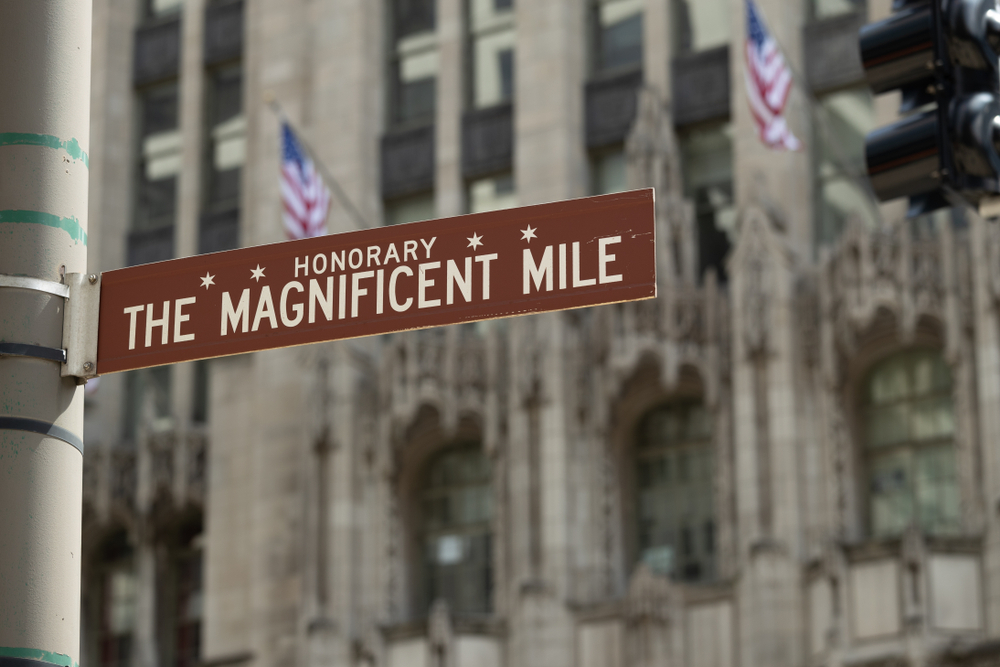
635,400,715,582
863,350,959,537
420,443,493,615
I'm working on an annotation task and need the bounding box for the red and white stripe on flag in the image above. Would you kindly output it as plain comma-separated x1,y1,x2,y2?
744,0,801,151
281,122,331,239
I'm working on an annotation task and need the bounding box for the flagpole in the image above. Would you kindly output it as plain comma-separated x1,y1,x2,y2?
265,94,371,230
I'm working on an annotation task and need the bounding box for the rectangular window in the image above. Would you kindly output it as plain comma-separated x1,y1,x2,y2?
390,0,438,126
673,0,729,54
205,63,245,212
421,446,494,615
145,0,183,19
124,366,173,441
815,87,878,247
385,191,436,225
136,83,181,231
590,147,627,195
593,0,643,73
811,0,865,20
191,361,209,424
468,172,516,213
100,563,137,667
636,401,715,582
679,121,735,281
864,351,960,538
469,0,515,109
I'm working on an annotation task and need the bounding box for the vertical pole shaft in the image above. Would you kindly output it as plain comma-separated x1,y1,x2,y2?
0,3,92,667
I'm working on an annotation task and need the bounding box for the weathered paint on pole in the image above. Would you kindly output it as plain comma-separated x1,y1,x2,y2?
0,2,91,667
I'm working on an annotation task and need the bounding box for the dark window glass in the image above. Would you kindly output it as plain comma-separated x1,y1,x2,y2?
137,177,177,229
124,366,172,441
590,147,627,195
635,400,715,582
174,550,202,667
815,88,878,247
390,0,438,125
498,48,514,103
210,66,242,125
191,361,209,424
598,12,643,72
395,0,436,38
100,559,136,667
469,0,515,108
679,122,734,282
694,186,733,280
385,191,435,225
142,85,179,134
205,64,244,210
136,83,180,231
673,0,729,54
420,444,493,615
863,350,959,537
397,76,437,124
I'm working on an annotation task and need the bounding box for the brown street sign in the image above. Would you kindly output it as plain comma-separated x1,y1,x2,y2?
95,188,656,374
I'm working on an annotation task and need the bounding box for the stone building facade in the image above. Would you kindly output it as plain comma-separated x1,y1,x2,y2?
80,0,1000,666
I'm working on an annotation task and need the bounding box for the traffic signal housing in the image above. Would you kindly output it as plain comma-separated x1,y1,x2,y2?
859,0,1000,215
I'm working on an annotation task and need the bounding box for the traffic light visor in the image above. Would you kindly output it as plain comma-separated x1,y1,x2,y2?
859,5,935,95
865,110,942,201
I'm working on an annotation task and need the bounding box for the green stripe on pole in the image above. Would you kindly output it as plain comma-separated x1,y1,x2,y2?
0,647,78,667
0,210,87,245
0,133,89,169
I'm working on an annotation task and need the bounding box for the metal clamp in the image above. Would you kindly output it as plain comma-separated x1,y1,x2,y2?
0,274,71,365
0,271,101,379
0,274,70,298
61,272,101,379
0,342,66,363
0,416,84,454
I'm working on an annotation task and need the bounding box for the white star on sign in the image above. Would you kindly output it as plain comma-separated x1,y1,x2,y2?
200,272,215,290
250,265,266,282
467,232,484,250
520,225,537,243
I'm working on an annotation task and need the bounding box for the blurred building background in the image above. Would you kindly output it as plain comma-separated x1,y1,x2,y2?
80,0,1000,666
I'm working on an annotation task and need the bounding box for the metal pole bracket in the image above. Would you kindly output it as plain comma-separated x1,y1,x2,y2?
61,272,101,380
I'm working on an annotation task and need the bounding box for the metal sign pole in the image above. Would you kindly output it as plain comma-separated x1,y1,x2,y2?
0,2,92,667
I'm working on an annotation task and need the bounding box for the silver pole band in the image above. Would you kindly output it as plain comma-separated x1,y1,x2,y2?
0,274,70,298
0,416,84,454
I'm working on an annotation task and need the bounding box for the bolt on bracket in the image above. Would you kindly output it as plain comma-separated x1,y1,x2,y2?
61,272,101,380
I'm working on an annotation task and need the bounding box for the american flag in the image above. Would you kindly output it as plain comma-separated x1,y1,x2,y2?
281,122,331,239
744,0,801,151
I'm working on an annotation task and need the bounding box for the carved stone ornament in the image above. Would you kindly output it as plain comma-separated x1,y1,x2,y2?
871,225,901,286
625,87,683,196
626,563,677,624
428,599,453,650
797,275,821,367
824,212,968,366
672,287,704,344
828,399,850,541
743,255,769,356
625,87,697,283
732,209,776,357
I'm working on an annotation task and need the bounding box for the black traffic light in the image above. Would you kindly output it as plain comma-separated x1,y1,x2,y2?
860,0,1000,215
